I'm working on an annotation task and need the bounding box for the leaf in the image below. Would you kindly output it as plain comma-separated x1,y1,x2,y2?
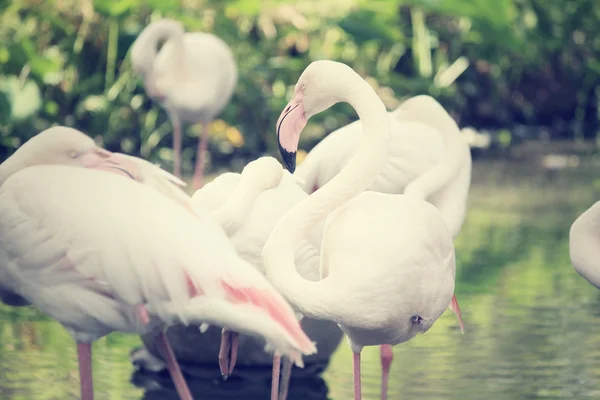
0,76,42,122
338,9,402,46
145,0,180,12
93,0,140,18
402,0,517,28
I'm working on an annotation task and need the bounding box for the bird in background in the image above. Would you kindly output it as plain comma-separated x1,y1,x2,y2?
0,128,315,400
192,156,326,400
262,60,463,400
570,201,600,290
131,17,238,190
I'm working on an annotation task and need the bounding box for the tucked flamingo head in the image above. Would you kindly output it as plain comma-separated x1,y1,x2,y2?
130,19,183,102
0,127,139,184
276,60,357,172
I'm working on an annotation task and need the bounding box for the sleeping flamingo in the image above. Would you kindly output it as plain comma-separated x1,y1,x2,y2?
0,126,191,309
262,60,463,400
570,201,600,290
0,130,315,400
191,156,341,400
131,18,238,189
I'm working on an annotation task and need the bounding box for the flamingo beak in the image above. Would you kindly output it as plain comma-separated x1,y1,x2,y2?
276,91,307,173
448,294,465,334
78,147,113,168
80,147,141,181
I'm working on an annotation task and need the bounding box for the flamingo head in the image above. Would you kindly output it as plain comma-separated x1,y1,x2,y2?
276,60,356,172
0,127,140,184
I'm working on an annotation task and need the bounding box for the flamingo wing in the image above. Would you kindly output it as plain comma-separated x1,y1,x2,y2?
116,153,191,207
0,165,314,357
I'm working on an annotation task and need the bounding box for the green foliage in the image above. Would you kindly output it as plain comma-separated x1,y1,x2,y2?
0,0,598,172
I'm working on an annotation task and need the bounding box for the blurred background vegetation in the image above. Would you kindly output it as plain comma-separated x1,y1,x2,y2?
0,0,598,175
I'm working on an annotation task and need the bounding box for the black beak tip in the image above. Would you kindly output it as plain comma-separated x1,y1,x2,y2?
279,147,296,173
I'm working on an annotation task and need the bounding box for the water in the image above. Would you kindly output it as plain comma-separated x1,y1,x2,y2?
1,157,600,399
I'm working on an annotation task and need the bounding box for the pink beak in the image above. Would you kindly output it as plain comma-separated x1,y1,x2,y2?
276,91,307,173
80,148,141,181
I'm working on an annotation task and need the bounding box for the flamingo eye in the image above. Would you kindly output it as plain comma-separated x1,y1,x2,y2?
68,150,78,158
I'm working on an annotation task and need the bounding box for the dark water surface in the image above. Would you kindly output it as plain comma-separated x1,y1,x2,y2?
1,157,600,399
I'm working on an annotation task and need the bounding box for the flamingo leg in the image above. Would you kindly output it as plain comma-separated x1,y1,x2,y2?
380,344,393,400
76,342,94,400
168,110,183,180
218,328,239,380
278,356,293,400
154,331,193,400
271,353,281,400
353,351,362,400
193,122,210,190
449,294,465,334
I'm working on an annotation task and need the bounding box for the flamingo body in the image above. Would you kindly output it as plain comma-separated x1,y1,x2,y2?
320,191,455,349
0,128,315,400
0,165,313,357
570,201,600,289
193,165,322,275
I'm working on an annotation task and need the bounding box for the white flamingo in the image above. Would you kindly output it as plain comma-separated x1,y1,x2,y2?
190,156,336,400
0,126,191,308
262,60,462,400
0,129,315,400
293,94,469,388
570,201,600,289
131,18,238,189
294,94,472,240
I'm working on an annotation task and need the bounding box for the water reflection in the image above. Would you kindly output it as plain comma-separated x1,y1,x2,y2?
132,368,329,400
1,158,600,399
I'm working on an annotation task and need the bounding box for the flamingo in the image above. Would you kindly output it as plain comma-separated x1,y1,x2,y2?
261,60,464,400
294,94,472,240
293,94,470,392
131,18,238,189
0,126,191,309
190,156,341,400
0,129,316,400
570,201,600,289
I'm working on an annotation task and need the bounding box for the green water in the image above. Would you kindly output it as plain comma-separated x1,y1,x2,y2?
1,158,599,400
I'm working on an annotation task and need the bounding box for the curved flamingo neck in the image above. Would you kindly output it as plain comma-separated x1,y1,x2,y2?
137,21,186,79
262,71,391,321
210,160,284,236
403,116,468,202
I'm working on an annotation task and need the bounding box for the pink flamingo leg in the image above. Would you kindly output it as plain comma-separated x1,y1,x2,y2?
168,110,183,180
380,344,394,400
193,122,210,190
271,353,281,400
218,328,239,379
353,351,362,400
154,331,193,400
278,356,293,400
76,342,94,400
